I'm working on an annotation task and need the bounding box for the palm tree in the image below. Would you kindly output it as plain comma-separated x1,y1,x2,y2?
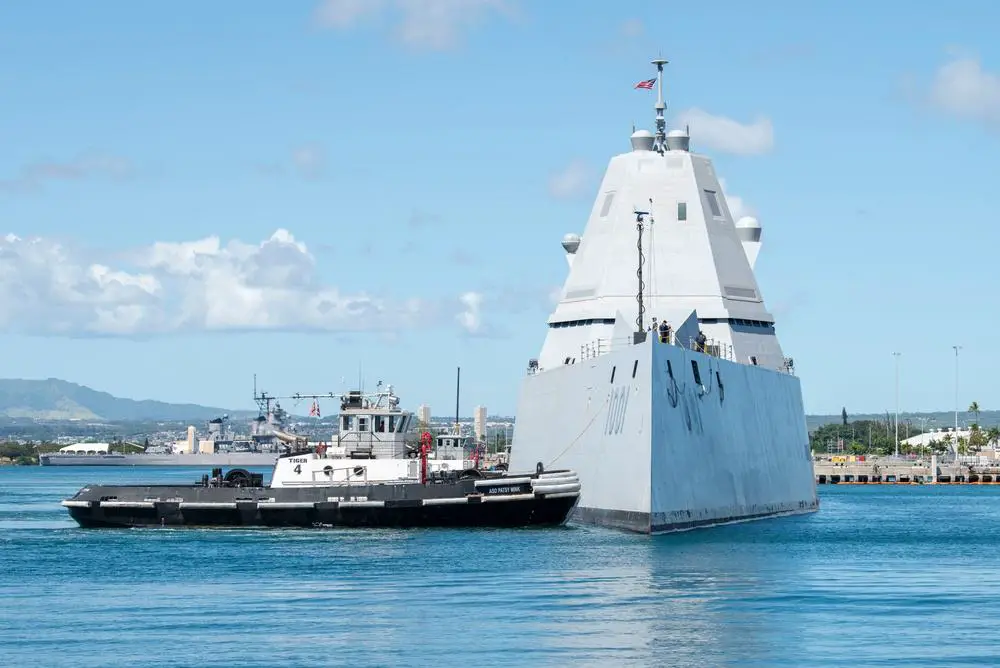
968,401,980,426
969,424,987,452
942,432,955,457
987,426,1000,451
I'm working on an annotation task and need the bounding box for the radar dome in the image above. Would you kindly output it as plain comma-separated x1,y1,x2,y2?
735,216,761,242
630,129,655,152
665,128,690,152
561,233,581,254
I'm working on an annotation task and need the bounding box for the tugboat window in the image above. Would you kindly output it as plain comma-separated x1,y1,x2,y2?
677,202,687,221
342,415,354,431
375,416,386,432
358,417,369,432
388,415,396,432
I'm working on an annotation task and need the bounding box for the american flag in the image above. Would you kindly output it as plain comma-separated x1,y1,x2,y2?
634,78,656,89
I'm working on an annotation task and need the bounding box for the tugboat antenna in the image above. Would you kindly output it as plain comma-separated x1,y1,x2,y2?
455,366,461,435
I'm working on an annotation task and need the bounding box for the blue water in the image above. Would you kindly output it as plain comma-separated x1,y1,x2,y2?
2,468,999,667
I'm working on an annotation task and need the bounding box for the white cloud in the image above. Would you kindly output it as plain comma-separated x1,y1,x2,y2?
0,154,134,193
547,159,592,199
314,0,385,28
548,285,563,305
927,55,1000,126
291,144,326,178
618,18,643,38
0,230,481,337
674,108,774,156
313,0,513,50
718,177,756,221
257,144,327,179
456,291,482,334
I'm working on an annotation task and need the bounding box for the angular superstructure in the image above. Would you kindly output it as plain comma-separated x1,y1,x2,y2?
511,59,818,533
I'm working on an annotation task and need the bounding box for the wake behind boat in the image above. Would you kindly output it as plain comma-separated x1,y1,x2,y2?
61,385,581,529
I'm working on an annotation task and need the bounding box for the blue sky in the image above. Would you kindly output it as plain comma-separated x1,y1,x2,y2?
1,0,998,418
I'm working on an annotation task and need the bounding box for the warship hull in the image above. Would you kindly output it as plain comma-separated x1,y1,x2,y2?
39,452,280,467
511,338,818,534
61,470,581,529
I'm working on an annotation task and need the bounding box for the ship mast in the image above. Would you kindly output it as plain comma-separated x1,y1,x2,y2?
652,57,668,153
634,208,649,333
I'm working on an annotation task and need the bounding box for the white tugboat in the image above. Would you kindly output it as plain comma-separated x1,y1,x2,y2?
509,58,818,533
61,384,581,529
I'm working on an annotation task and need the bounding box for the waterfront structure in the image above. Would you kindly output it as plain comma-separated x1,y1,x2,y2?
417,404,431,428
39,412,292,467
474,405,487,442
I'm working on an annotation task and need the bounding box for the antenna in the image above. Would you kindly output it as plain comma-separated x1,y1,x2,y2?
651,57,669,153
455,366,461,435
634,208,649,333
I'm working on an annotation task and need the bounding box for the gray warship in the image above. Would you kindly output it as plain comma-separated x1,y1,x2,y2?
40,404,298,467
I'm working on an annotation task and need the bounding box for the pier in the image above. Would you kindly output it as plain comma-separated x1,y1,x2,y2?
814,454,1000,485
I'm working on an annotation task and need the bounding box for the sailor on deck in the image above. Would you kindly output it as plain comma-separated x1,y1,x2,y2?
658,319,672,344
695,330,707,352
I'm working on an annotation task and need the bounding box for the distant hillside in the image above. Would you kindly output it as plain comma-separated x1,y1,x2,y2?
0,378,241,421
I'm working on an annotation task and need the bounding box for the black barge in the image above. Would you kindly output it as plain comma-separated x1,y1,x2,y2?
61,462,581,529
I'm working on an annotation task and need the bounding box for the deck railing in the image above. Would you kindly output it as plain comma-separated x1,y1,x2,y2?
526,332,795,375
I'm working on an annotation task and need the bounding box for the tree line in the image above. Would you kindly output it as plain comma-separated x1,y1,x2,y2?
0,439,145,464
812,404,1000,456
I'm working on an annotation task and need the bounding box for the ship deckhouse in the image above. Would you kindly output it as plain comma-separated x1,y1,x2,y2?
541,61,786,373
332,387,415,459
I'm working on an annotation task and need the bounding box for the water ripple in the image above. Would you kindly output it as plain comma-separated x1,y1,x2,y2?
2,468,1000,667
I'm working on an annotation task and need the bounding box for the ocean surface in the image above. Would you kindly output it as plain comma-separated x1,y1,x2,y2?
2,467,999,667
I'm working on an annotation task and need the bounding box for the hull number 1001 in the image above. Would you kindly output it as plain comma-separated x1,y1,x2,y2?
604,386,630,435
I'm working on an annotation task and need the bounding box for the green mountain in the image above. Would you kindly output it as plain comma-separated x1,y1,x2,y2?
0,378,241,421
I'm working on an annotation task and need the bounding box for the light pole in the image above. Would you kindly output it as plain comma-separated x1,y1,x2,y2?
892,352,901,457
919,416,933,457
953,345,962,432
953,345,963,462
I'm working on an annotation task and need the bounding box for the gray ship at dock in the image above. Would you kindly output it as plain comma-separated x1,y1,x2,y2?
40,405,301,467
